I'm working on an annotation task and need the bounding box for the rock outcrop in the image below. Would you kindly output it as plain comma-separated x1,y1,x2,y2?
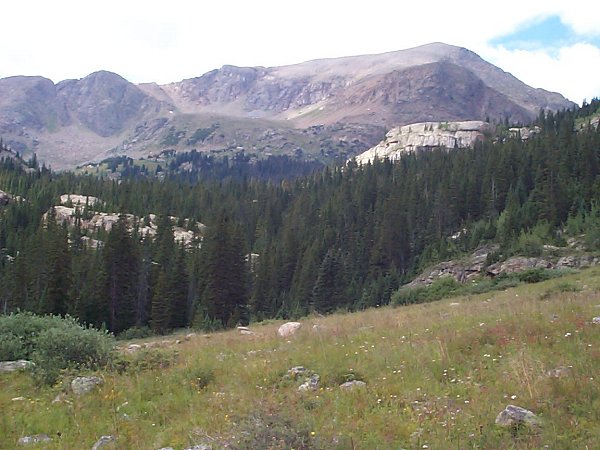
355,121,490,164
404,245,599,289
45,195,206,247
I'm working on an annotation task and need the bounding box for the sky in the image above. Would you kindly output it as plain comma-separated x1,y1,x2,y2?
2,0,599,104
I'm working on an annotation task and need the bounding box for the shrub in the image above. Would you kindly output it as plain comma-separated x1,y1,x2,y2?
516,268,552,283
0,312,66,358
0,312,115,385
0,332,24,360
31,324,114,385
391,277,460,306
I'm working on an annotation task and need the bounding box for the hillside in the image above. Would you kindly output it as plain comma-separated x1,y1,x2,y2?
0,43,574,168
2,268,600,448
0,103,599,336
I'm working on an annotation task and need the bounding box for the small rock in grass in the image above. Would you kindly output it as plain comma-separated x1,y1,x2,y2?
18,434,52,445
91,435,116,450
126,344,142,354
71,376,103,395
298,373,320,391
0,360,34,373
495,405,540,428
340,380,367,390
592,317,600,324
546,366,572,378
286,366,308,379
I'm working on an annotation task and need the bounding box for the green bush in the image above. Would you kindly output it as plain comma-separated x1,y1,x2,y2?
0,332,24,360
392,277,460,306
0,312,67,358
32,324,114,385
0,312,115,385
516,268,552,283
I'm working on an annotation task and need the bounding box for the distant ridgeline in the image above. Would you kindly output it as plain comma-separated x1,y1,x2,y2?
0,100,599,335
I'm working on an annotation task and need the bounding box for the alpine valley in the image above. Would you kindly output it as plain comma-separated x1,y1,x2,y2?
3,41,600,450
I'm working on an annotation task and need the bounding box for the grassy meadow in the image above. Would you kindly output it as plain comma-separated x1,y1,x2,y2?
2,267,600,449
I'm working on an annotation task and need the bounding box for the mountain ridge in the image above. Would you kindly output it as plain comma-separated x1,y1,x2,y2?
0,43,575,168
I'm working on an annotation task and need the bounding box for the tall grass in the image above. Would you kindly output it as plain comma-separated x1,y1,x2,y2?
1,267,600,448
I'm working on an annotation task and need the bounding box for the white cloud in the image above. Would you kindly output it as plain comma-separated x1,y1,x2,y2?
482,43,600,103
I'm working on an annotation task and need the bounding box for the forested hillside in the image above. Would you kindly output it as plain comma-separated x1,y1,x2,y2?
0,101,599,335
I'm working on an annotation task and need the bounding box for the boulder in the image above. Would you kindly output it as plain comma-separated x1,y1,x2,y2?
495,405,540,428
18,434,52,445
278,321,302,338
0,360,33,373
91,435,116,450
340,380,367,390
71,376,103,395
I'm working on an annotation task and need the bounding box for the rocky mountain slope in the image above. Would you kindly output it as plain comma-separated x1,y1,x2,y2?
0,43,575,168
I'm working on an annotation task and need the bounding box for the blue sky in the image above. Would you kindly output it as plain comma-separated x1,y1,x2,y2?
1,0,599,104
492,15,600,53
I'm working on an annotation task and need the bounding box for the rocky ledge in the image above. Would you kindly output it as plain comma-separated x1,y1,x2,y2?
355,120,490,164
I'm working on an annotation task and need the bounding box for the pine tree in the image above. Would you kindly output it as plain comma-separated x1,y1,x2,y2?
103,215,139,333
200,212,249,328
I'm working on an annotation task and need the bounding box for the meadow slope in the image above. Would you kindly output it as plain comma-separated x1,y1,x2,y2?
2,268,600,449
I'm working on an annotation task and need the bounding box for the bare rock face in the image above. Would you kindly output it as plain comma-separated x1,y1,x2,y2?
355,120,490,164
487,257,552,276
56,71,161,137
278,321,302,338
